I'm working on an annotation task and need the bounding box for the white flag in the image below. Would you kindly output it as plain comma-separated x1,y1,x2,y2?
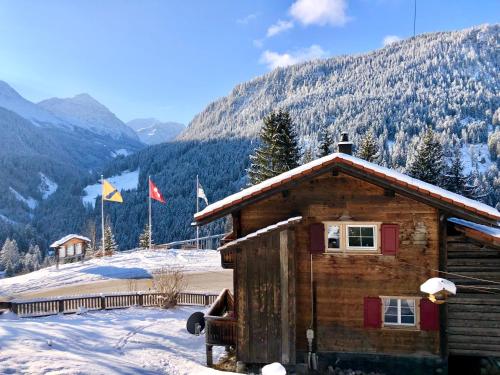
197,183,208,205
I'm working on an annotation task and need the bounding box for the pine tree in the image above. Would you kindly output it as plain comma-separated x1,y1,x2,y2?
317,124,333,157
22,244,42,273
102,224,118,256
357,130,379,163
0,238,20,273
407,128,445,186
302,146,314,164
444,148,468,195
248,110,301,184
139,224,151,249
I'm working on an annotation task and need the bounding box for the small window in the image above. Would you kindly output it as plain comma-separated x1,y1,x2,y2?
75,243,82,255
59,247,66,258
383,298,416,327
327,224,341,249
346,225,376,250
67,244,75,257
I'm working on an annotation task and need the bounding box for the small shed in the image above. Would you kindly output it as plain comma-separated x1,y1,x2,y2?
50,234,90,268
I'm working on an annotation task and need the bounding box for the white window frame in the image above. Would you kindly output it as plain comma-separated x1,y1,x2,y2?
324,222,380,253
345,224,377,251
381,297,418,328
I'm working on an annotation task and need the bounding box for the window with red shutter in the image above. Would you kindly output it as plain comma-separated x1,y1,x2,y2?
381,224,399,255
420,298,440,331
309,223,325,253
364,297,382,328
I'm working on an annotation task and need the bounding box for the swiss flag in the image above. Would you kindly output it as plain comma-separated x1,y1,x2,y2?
149,179,166,203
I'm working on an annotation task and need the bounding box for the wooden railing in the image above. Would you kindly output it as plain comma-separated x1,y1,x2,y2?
7,291,218,318
220,248,235,269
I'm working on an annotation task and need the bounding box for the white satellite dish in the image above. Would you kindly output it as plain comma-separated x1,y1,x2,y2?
420,277,456,304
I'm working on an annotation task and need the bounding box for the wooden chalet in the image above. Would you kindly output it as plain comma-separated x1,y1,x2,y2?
50,234,90,268
194,137,500,374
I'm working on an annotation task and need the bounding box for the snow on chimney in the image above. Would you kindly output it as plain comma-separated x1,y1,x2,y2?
338,132,353,155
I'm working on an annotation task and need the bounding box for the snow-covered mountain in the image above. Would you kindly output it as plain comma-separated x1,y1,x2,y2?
38,93,139,141
127,118,185,145
0,81,67,127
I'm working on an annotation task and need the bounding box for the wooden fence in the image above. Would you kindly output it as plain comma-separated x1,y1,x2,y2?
6,291,219,318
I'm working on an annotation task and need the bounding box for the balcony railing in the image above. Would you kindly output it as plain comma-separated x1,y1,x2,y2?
205,288,237,347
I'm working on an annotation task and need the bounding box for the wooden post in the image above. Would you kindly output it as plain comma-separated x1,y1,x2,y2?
100,295,106,310
205,294,210,306
138,292,144,307
206,344,213,367
438,212,448,360
58,298,64,313
280,229,296,365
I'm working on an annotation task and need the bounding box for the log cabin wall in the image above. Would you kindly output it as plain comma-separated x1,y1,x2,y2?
446,227,500,357
238,171,441,357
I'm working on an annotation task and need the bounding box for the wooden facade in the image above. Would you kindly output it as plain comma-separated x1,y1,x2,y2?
50,234,90,268
197,152,500,374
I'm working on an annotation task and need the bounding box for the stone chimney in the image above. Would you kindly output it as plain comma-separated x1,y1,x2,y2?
337,132,353,155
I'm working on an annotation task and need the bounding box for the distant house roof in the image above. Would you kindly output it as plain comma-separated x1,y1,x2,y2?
194,153,500,224
50,234,91,248
448,217,500,247
218,216,302,251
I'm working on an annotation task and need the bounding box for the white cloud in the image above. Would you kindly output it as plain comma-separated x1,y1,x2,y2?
259,44,329,70
382,35,402,46
290,0,350,27
237,13,258,25
266,19,294,37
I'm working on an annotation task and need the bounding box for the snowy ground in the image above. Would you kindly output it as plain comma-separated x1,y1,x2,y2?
0,249,221,298
0,306,234,375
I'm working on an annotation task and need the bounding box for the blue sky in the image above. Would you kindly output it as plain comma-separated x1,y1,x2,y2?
0,0,497,124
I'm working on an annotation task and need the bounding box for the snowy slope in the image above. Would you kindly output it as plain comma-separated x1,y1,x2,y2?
0,80,67,127
38,93,139,140
127,118,185,145
82,169,140,206
0,248,221,297
0,306,234,375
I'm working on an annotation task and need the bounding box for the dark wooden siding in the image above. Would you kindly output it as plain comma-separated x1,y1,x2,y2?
446,233,500,357
239,172,441,357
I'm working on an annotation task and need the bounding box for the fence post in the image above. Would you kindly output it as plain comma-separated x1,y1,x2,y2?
205,294,210,306
138,292,144,306
100,294,106,310
58,298,64,313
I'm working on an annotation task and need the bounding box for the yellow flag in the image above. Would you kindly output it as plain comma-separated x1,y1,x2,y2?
102,180,123,203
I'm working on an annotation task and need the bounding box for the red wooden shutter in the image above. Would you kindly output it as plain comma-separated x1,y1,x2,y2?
364,297,382,328
309,223,325,253
381,224,399,255
420,298,439,331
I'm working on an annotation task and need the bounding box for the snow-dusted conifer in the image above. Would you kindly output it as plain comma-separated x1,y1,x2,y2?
407,128,445,186
102,224,118,256
357,130,379,163
0,238,20,273
139,224,151,249
317,124,333,158
248,110,300,184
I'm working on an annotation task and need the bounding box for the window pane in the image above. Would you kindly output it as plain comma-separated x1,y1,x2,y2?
361,237,374,247
385,314,398,324
348,227,361,236
349,237,361,247
327,225,340,249
401,315,415,324
361,227,374,236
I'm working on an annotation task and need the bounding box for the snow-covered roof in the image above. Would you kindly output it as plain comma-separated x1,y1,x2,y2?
448,217,500,239
218,216,302,251
195,153,500,223
50,234,91,248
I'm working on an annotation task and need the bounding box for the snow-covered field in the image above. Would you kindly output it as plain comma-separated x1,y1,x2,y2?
82,169,140,206
0,249,221,298
0,306,233,375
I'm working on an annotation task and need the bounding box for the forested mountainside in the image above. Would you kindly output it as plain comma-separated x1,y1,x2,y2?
0,83,144,257
91,25,499,250
86,139,253,248
127,118,185,145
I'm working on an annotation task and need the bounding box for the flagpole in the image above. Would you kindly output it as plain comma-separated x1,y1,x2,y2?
101,174,105,257
148,175,152,251
196,174,199,250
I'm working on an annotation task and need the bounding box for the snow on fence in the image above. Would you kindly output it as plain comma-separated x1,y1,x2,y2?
8,291,219,318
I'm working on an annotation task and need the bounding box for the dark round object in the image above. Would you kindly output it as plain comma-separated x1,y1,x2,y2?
186,311,205,334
